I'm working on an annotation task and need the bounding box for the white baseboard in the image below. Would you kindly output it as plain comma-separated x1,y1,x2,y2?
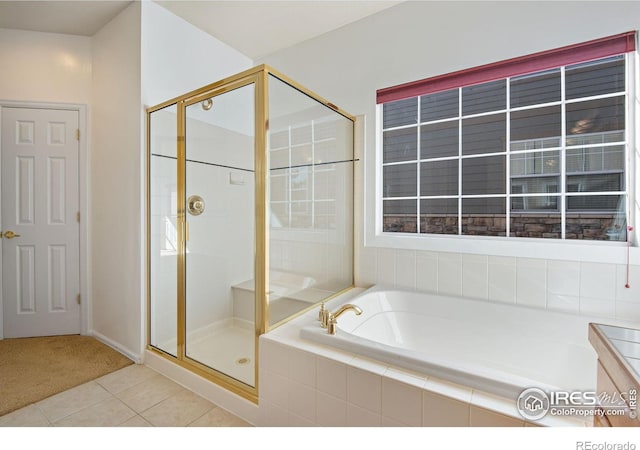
89,330,142,364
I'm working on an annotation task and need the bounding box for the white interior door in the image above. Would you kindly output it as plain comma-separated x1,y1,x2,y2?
1,107,80,338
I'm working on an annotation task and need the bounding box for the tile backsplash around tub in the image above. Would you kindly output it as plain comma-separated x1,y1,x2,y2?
356,247,640,324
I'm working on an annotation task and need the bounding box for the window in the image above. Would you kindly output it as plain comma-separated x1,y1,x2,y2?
378,32,636,241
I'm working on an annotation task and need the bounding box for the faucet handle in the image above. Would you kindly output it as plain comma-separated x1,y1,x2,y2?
318,303,330,328
317,302,326,321
328,315,338,335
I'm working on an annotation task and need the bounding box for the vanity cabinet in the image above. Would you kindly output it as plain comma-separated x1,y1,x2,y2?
588,323,640,427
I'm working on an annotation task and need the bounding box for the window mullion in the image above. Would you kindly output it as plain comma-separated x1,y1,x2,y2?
560,66,567,240
417,96,421,234
458,87,463,236
506,77,511,237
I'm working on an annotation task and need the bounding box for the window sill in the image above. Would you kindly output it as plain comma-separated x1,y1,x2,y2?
365,231,639,265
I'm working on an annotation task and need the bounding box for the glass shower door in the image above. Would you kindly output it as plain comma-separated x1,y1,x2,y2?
184,83,256,387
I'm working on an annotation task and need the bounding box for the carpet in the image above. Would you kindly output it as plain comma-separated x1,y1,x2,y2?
0,335,133,416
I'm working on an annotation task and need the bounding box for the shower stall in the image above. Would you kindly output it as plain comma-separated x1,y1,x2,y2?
146,65,355,401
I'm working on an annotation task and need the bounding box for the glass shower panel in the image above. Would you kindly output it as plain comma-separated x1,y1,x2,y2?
149,104,178,356
184,84,256,387
268,75,354,327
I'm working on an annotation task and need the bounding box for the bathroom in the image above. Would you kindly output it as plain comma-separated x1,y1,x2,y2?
1,0,639,445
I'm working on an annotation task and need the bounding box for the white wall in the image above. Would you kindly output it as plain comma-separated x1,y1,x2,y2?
90,2,143,359
0,28,91,104
259,1,640,324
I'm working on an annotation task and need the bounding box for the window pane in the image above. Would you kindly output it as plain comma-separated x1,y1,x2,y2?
383,98,417,128
383,128,417,163
383,163,417,197
511,177,559,196
462,156,506,195
420,198,458,234
567,173,624,193
510,194,558,210
510,151,560,177
383,199,417,233
510,69,561,108
566,56,625,100
566,96,625,142
510,211,561,239
421,160,458,196
420,120,458,159
462,113,505,155
462,79,506,115
566,195,626,241
510,106,561,150
421,89,459,122
461,198,506,236
566,146,625,173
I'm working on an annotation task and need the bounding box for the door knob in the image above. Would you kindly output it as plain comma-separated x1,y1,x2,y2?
2,231,21,239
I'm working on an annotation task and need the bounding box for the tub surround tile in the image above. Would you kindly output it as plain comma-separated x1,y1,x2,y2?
488,256,516,304
469,405,524,427
346,403,381,427
316,356,348,399
287,347,316,387
316,391,347,426
287,380,316,423
54,397,136,427
258,400,288,427
580,262,616,301
462,254,489,300
288,412,315,427
381,416,407,427
580,296,616,319
36,381,112,423
350,355,388,376
347,366,382,413
548,260,580,296
377,248,396,286
516,258,547,308
615,300,640,322
259,369,289,409
616,264,640,303
423,377,473,404
0,405,51,427
384,367,427,389
416,251,438,293
438,253,463,296
423,391,470,427
547,293,580,314
381,377,423,426
395,250,416,290
356,246,378,287
260,338,292,377
470,390,521,420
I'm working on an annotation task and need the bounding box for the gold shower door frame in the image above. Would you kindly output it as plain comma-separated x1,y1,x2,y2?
146,65,356,403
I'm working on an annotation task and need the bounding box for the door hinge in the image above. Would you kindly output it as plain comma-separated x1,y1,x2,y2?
77,294,81,304
77,211,80,223
76,129,80,141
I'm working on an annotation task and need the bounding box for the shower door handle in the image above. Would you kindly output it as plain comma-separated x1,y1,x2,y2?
2,231,21,239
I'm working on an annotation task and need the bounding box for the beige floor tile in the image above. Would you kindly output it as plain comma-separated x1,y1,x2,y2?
116,374,185,413
140,389,215,427
36,381,112,423
0,405,51,427
188,406,252,427
95,364,158,395
54,397,136,427
118,415,153,427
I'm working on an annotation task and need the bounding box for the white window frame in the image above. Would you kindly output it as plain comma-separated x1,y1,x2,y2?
369,50,639,265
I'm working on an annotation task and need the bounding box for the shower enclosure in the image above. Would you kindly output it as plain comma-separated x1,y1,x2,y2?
146,65,355,401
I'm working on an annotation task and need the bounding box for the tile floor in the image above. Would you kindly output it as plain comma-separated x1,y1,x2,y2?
0,364,251,427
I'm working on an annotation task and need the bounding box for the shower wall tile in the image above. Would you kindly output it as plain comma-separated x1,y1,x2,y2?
488,256,516,304
376,248,396,287
395,250,416,290
516,258,547,308
580,262,616,301
462,254,488,300
615,301,640,323
438,253,463,297
416,251,438,293
355,245,378,287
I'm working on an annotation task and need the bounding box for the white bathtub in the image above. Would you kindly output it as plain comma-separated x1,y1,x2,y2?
300,286,626,400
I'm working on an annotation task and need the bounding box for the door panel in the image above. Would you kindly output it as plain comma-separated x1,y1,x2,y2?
1,107,80,337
